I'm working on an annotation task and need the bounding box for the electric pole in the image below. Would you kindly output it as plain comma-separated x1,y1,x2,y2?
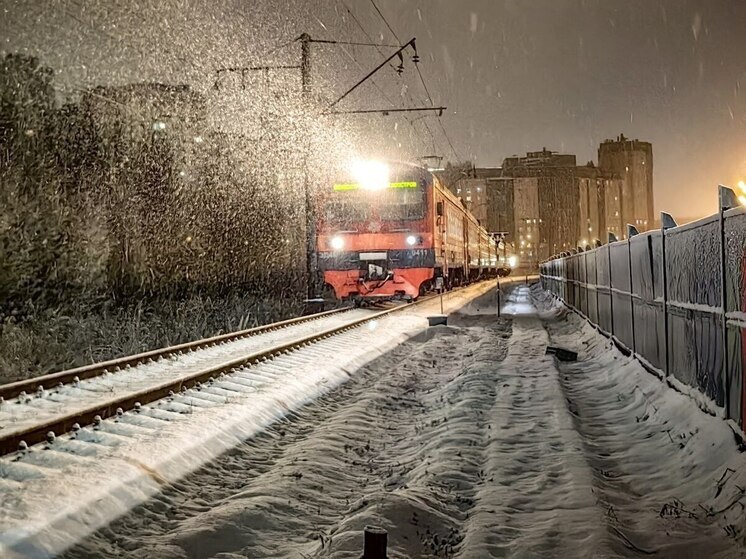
216,33,448,302
299,33,319,300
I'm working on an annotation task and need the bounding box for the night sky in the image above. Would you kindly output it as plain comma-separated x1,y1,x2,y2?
2,0,745,219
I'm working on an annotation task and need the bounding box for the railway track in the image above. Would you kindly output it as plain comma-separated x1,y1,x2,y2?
0,290,470,457
0,306,354,402
0,280,503,559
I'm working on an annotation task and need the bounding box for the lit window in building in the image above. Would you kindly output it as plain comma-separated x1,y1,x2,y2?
457,188,461,194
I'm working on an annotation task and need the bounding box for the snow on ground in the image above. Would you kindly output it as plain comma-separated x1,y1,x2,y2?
0,282,498,559
0,309,376,437
60,282,746,558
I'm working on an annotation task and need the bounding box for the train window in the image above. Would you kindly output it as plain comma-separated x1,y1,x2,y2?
324,192,371,225
376,186,425,221
436,201,444,216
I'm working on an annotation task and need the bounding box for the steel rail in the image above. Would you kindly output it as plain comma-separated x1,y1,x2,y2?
0,293,450,456
0,307,353,402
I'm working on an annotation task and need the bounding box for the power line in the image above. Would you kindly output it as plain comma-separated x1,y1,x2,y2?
329,38,415,108
335,0,441,158
337,45,399,108
336,0,407,79
310,38,400,48
369,0,402,44
333,1,412,113
365,0,462,163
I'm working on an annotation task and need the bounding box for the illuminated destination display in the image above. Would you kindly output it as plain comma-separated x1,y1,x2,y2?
333,181,417,191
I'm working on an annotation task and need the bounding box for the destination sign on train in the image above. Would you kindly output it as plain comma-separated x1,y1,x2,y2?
333,181,418,191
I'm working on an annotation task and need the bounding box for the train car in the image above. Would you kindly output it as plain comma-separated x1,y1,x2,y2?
317,160,501,302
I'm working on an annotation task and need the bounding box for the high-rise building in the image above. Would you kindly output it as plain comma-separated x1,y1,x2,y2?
598,134,654,232
444,136,653,270
502,149,578,267
576,164,626,245
576,164,605,248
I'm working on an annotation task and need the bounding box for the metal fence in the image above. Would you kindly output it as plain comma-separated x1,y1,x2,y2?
540,187,746,430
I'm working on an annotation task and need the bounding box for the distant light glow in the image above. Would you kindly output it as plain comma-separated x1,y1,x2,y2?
330,236,344,250
508,256,517,268
349,159,389,191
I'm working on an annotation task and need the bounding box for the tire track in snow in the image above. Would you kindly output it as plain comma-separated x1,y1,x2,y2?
456,315,610,558
543,290,744,558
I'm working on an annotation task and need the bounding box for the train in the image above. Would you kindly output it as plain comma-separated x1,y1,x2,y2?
317,160,513,303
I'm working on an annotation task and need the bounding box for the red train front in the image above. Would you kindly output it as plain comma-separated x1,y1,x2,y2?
317,160,435,302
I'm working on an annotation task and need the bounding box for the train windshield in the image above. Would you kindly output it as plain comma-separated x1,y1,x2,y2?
325,191,371,226
326,178,425,224
376,184,425,221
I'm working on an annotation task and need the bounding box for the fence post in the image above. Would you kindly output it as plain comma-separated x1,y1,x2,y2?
660,213,676,378
719,185,738,419
595,245,600,322
584,250,589,317
627,225,639,354
608,233,615,338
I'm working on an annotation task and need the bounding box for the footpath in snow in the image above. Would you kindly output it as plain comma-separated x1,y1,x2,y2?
61,283,746,558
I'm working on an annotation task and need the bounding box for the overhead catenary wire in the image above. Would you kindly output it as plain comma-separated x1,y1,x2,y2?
336,0,439,156
369,0,402,44
366,0,462,163
309,38,400,48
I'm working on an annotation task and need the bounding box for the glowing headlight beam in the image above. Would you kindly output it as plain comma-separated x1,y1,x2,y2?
349,159,390,191
330,236,344,250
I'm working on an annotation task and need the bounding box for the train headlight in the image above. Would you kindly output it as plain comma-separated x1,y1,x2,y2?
406,235,418,246
330,236,344,251
350,158,389,191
